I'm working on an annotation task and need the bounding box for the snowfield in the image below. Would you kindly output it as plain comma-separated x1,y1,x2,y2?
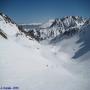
0,15,19,36
0,35,90,90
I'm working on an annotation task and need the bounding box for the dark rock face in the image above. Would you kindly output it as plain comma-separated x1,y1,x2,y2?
63,28,79,37
0,29,7,39
0,12,16,24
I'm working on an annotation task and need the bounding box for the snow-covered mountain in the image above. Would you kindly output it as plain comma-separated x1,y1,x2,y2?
0,12,20,38
0,12,34,42
0,12,90,90
20,16,88,41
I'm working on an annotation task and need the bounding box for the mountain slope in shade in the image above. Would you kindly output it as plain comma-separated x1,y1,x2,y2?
73,24,90,59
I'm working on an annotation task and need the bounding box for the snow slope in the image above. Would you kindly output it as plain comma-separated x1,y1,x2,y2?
0,32,90,90
0,13,19,37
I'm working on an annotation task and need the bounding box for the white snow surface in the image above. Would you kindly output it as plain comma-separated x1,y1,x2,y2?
0,33,90,90
40,19,54,28
0,15,19,36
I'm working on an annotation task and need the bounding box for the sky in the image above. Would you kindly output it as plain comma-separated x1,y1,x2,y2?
0,0,90,24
